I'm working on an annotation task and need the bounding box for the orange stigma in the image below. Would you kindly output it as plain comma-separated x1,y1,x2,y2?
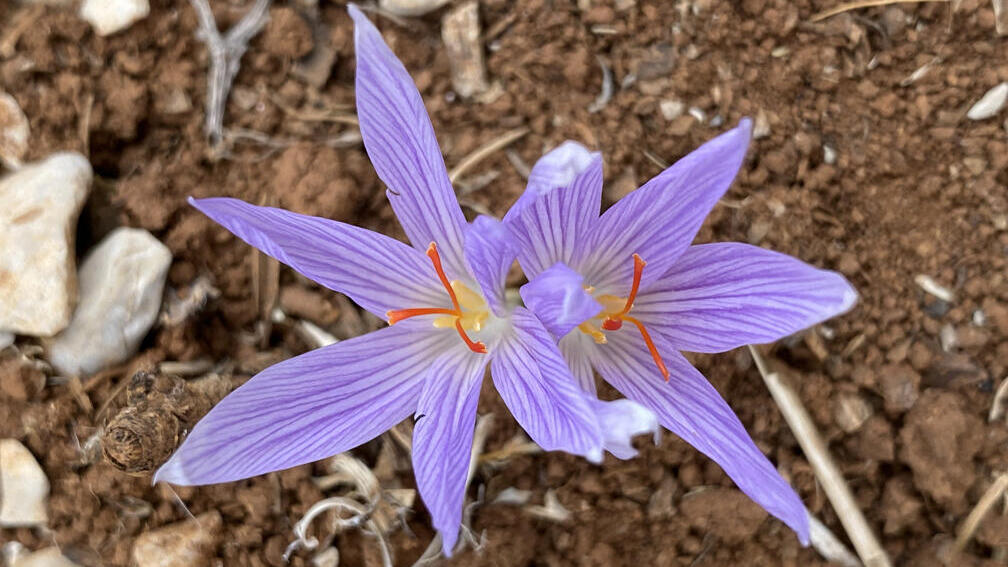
386,243,488,354
582,253,670,381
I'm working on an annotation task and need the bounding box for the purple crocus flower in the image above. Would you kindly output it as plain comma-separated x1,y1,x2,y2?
506,121,858,544
155,6,657,555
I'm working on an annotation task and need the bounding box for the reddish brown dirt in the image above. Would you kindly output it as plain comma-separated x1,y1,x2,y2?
2,0,1008,566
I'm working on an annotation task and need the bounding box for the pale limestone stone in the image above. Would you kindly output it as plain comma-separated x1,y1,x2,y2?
79,0,150,36
0,91,29,169
131,511,222,567
47,228,171,377
967,82,1008,120
379,0,449,16
0,153,91,337
11,547,81,567
0,439,49,527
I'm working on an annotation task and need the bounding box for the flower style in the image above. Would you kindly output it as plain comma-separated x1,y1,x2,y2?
506,120,858,544
155,6,657,556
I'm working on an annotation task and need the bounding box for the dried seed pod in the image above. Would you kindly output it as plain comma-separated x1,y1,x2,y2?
102,370,232,475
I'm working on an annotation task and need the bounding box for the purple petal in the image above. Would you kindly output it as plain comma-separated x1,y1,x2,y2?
349,5,468,277
519,263,602,338
559,332,597,395
155,325,453,486
587,397,660,460
490,307,604,462
189,197,445,318
636,243,857,353
503,141,597,224
412,348,487,556
463,216,516,317
577,119,752,295
588,330,810,544
506,152,603,278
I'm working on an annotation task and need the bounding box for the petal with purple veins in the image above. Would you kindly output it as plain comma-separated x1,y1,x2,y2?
578,119,752,295
490,307,604,462
559,331,598,395
189,197,445,319
412,347,488,556
635,243,857,353
349,5,468,277
507,152,603,278
155,324,455,486
463,215,517,317
519,263,603,339
589,330,810,544
503,140,597,224
587,397,660,460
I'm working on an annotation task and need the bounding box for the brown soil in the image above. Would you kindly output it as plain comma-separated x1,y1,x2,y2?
2,0,1008,565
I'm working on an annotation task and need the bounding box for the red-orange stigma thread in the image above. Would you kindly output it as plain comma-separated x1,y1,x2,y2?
386,243,488,354
603,254,669,381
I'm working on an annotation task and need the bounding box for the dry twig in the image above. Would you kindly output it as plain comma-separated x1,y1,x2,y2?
954,473,1008,552
189,0,272,151
448,128,529,184
748,346,892,567
811,0,950,22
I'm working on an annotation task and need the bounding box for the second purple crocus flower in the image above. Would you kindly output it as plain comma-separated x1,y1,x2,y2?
506,120,858,544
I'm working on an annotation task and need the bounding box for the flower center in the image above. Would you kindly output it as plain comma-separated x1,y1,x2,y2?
386,242,489,354
577,254,670,381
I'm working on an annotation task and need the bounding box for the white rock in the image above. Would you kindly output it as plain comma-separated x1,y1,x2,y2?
0,153,92,337
0,91,29,170
0,332,13,350
379,0,450,16
11,548,82,567
131,511,222,567
79,0,150,36
659,99,685,121
0,439,49,527
47,228,171,377
966,82,1008,120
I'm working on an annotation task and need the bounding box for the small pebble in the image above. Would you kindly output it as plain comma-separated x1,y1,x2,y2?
379,0,449,17
131,511,222,567
752,109,771,139
878,364,921,414
659,99,685,121
0,153,92,337
0,91,29,169
833,392,873,433
0,439,49,527
47,228,172,377
79,0,150,36
823,144,837,165
966,82,1008,120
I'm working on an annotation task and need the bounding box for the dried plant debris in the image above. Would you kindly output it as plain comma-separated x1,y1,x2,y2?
160,275,220,327
441,2,489,98
188,0,271,151
101,371,232,474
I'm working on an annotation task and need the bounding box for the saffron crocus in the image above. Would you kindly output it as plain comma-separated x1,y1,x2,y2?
155,5,656,555
506,120,858,544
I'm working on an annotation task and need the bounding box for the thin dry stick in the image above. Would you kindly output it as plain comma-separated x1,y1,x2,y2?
954,473,1008,552
811,0,949,22
189,0,272,148
748,345,892,567
448,128,529,183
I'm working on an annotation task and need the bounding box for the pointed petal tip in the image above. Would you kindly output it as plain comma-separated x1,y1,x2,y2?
439,529,459,557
